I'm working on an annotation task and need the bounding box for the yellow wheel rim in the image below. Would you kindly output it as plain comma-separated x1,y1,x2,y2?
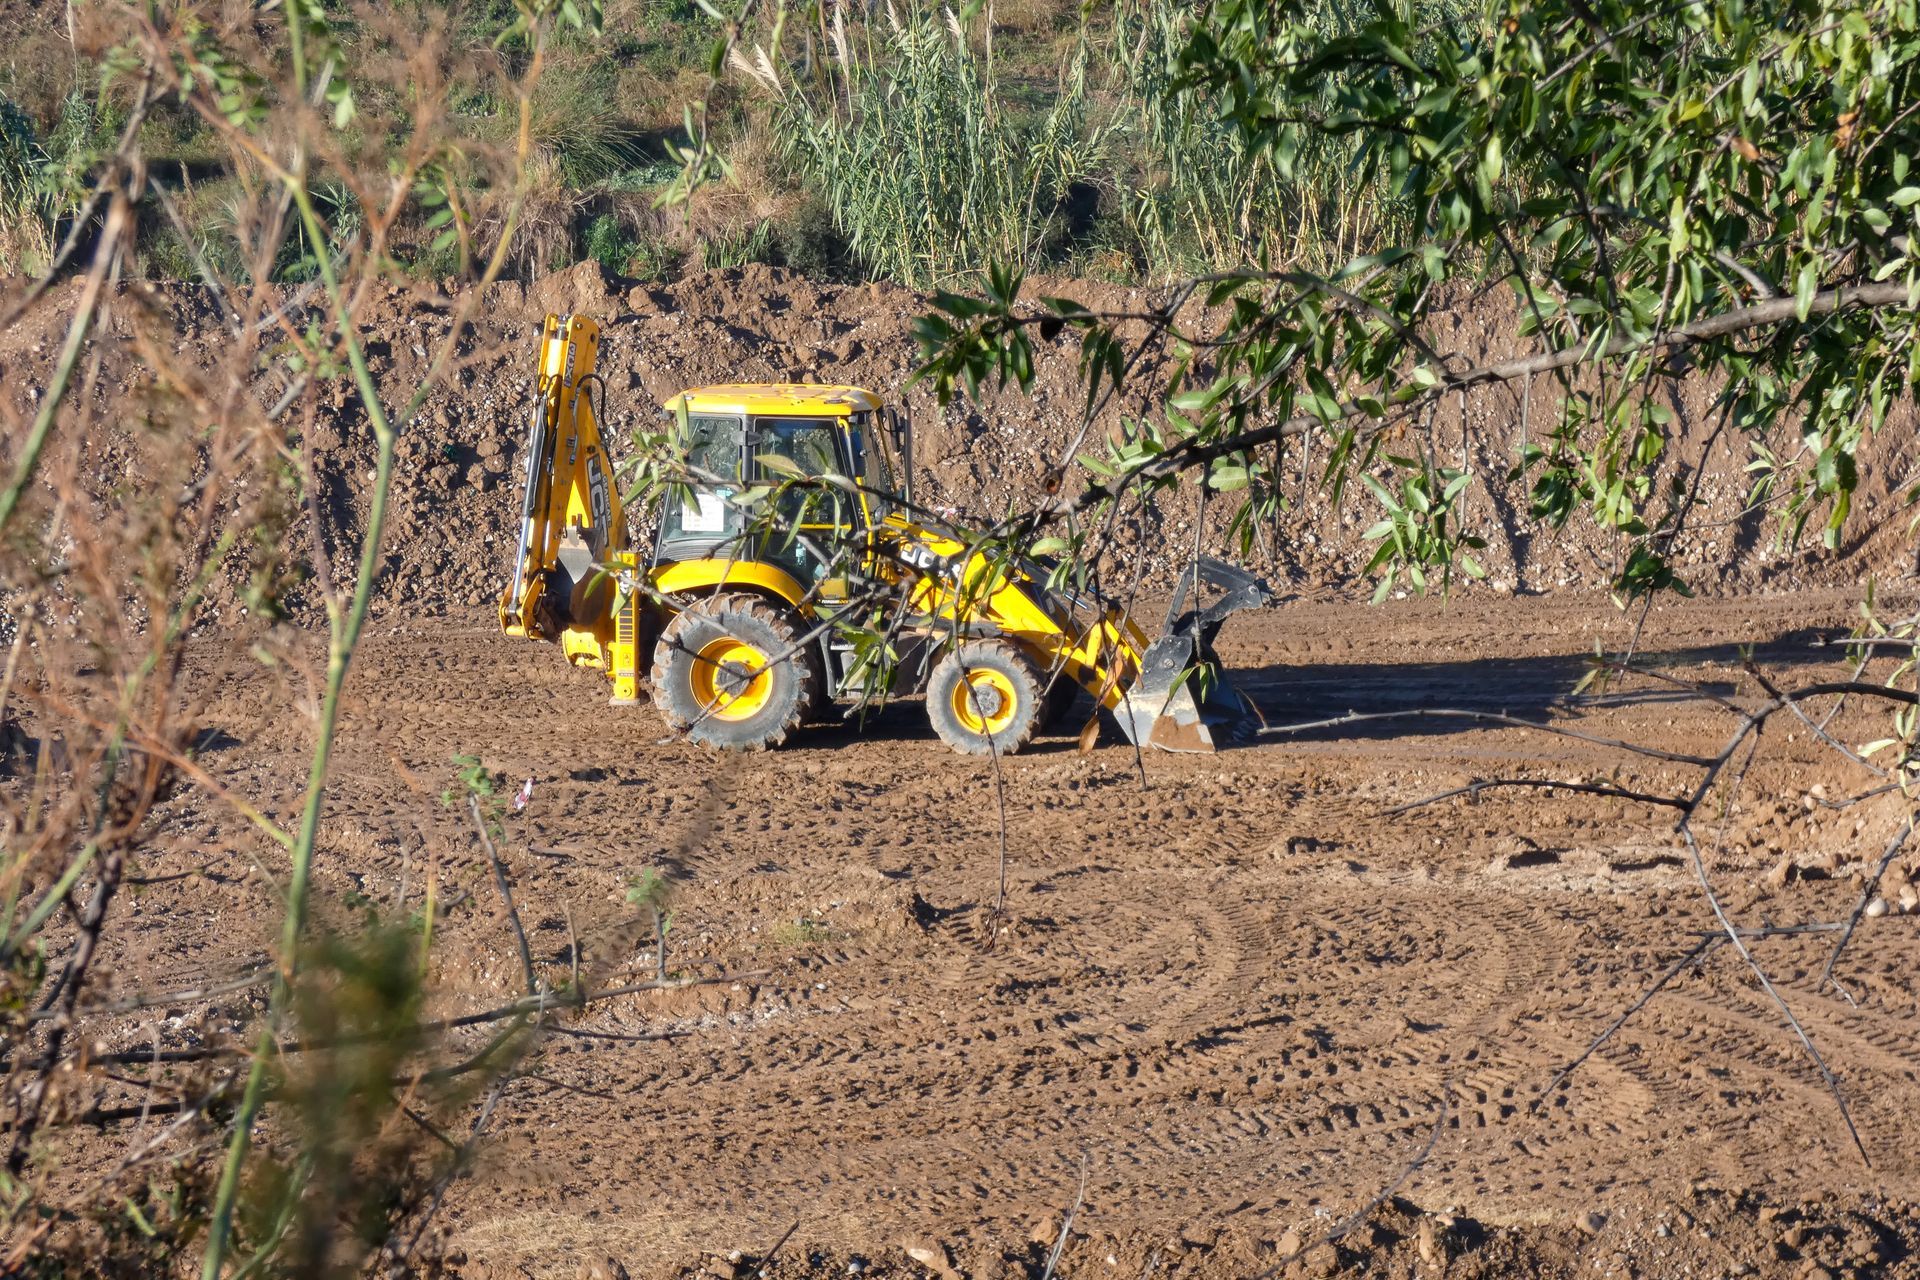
952,668,1019,736
691,637,773,721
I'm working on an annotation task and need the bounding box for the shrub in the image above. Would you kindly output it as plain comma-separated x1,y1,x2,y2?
699,218,774,270
1108,0,1417,276
0,97,51,272
583,210,640,274
772,195,853,279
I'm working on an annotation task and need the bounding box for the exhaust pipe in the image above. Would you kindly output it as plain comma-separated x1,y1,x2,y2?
1115,557,1269,753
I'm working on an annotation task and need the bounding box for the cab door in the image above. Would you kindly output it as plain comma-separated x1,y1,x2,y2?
751,415,860,591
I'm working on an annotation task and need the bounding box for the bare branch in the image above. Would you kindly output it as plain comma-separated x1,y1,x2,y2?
470,793,536,996
1032,282,1920,516
1818,814,1918,995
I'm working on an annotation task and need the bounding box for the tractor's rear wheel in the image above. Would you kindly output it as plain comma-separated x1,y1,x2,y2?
651,594,818,751
927,640,1044,756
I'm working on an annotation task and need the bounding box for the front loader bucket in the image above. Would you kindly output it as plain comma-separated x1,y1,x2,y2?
1113,558,1268,754
1113,632,1255,752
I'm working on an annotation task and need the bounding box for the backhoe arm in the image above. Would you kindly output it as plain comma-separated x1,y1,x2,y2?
499,314,628,640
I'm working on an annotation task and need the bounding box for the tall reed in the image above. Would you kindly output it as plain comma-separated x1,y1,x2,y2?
1109,0,1420,277
746,2,1104,289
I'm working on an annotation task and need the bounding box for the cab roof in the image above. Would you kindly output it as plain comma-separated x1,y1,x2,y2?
666,383,882,417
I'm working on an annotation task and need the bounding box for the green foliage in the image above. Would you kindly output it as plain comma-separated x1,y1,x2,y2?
628,231,687,281
40,87,119,211
626,866,675,976
572,213,687,280
526,60,643,185
583,210,640,273
0,99,43,194
0,98,53,272
0,85,122,274
625,867,672,915
770,195,854,278
442,753,501,819
751,4,1106,287
272,182,364,283
1109,0,1429,275
699,217,774,270
257,924,447,1273
770,917,832,947
1359,459,1486,601
916,0,1920,602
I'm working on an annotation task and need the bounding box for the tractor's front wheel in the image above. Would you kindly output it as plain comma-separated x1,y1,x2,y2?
651,594,818,751
926,640,1044,756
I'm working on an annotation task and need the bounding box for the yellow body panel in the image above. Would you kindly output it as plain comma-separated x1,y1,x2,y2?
876,514,1151,710
651,558,812,614
667,384,882,417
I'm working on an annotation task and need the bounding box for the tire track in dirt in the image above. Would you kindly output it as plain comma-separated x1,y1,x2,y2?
112,591,1920,1271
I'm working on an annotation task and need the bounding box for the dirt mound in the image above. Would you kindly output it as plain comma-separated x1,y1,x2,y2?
1,261,1912,633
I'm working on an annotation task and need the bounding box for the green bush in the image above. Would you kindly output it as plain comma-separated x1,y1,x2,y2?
528,61,645,186
582,210,639,275
772,196,853,279
627,233,685,281
699,218,774,270
1109,0,1419,275
0,98,49,271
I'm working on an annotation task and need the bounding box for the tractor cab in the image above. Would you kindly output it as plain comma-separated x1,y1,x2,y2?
656,384,910,599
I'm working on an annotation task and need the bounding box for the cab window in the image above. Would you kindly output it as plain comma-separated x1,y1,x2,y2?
658,413,745,551
754,415,855,581
847,411,895,517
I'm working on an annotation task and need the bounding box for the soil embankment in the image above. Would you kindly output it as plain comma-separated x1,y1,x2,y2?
2,259,1911,633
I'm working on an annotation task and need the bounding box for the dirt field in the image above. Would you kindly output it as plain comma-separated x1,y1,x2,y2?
8,261,1920,1279
63,587,1918,1279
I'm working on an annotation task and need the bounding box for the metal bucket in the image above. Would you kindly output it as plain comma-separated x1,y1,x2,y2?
1114,557,1269,754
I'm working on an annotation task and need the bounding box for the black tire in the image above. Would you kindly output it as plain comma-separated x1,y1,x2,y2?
650,593,819,750
926,640,1044,756
1039,670,1081,731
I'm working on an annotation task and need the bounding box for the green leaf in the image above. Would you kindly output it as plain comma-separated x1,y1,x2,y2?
754,452,806,478
1794,260,1819,322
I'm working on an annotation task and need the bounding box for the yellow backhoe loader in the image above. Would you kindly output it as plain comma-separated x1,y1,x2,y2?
497,313,1267,754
